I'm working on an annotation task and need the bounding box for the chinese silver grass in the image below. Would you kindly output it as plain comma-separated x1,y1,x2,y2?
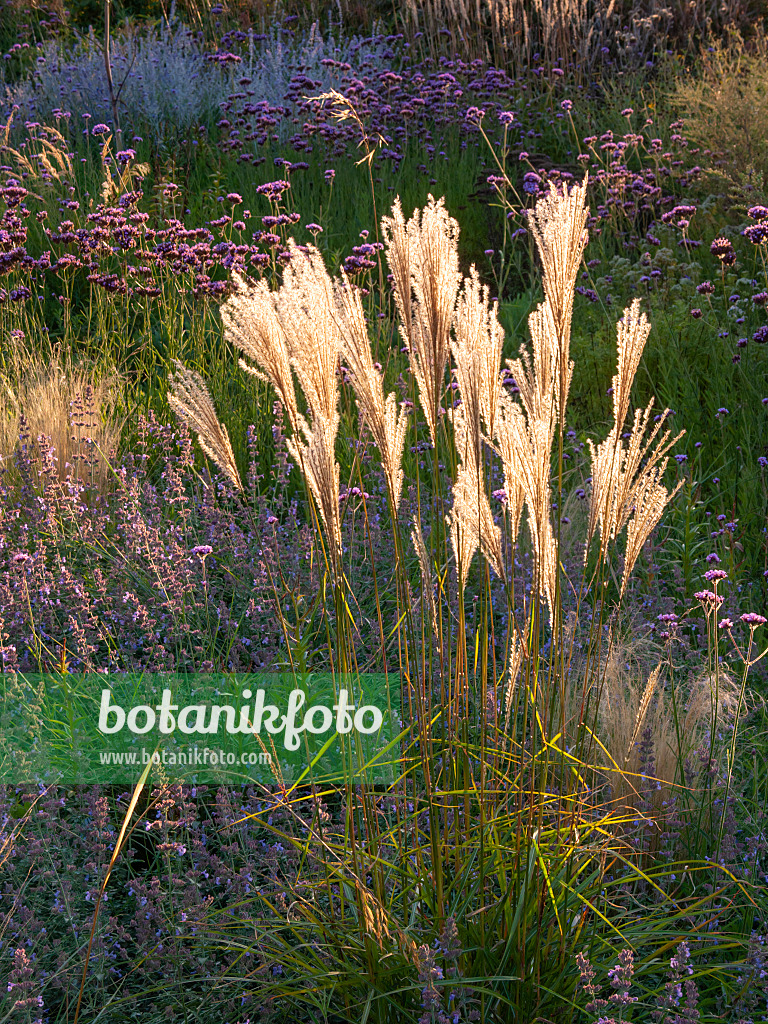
274,243,343,571
382,194,461,445
274,241,341,427
222,247,344,570
507,297,561,440
620,470,683,599
167,360,242,491
220,271,300,434
586,300,685,572
611,299,651,443
492,396,527,552
286,413,342,569
448,405,506,590
495,386,557,621
334,272,408,513
381,197,414,347
528,176,589,426
452,265,505,440
504,633,525,731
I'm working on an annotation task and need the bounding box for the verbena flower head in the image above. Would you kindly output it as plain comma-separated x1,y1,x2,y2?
703,568,727,582
256,179,291,201
741,612,767,627
710,236,736,264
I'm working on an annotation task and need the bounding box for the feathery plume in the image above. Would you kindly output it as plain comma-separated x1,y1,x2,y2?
495,391,557,619
452,265,505,440
586,301,685,563
381,196,414,345
220,272,301,434
274,242,341,426
286,414,342,568
168,361,242,491
493,396,527,549
335,273,408,512
449,407,506,589
620,472,684,598
382,194,461,444
529,179,588,337
504,634,525,732
587,398,684,558
611,299,651,440
624,663,662,764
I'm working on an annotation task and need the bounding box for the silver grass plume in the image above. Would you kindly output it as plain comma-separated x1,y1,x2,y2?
274,242,341,427
381,197,414,348
452,265,505,439
528,176,589,427
586,301,685,572
220,271,300,435
506,297,560,443
334,271,408,512
495,393,557,619
275,243,343,569
382,194,461,445
167,361,242,491
492,395,527,552
286,413,342,570
448,268,507,588
222,247,344,569
448,408,506,590
490,180,589,619
621,471,683,599
447,407,480,592
504,633,525,732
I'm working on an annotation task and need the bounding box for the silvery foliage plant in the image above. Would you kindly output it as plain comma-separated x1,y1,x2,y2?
0,3,393,142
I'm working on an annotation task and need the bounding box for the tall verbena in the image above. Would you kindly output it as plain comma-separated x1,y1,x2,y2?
159,181,760,1021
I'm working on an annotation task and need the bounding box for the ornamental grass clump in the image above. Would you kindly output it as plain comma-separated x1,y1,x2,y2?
166,180,761,1023
0,341,123,496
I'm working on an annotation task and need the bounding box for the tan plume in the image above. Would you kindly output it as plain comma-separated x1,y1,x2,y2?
220,271,300,434
286,414,343,568
624,663,662,765
448,407,506,589
382,194,460,444
167,361,242,491
335,272,408,512
528,176,589,425
452,265,505,440
274,242,341,426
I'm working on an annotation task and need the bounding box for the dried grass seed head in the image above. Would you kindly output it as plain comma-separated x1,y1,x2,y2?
168,361,242,491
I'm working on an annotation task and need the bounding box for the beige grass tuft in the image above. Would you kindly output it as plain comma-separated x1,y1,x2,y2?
0,342,122,494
